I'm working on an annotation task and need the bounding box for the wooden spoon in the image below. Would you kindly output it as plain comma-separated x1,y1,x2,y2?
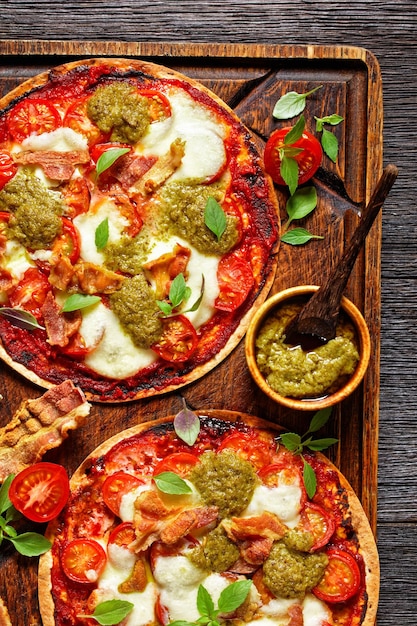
284,164,398,350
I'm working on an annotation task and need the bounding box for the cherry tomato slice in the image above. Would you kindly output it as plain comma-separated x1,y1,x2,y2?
153,452,199,478
214,253,254,312
8,462,69,523
102,471,144,516
61,539,107,584
218,432,273,469
138,89,172,122
151,314,198,363
0,150,17,190
299,502,335,551
264,127,322,186
51,217,81,264
63,97,105,145
7,98,61,142
108,521,136,550
8,266,50,316
313,547,361,603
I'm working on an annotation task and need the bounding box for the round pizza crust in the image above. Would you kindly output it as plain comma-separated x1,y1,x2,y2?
38,410,379,626
0,58,280,402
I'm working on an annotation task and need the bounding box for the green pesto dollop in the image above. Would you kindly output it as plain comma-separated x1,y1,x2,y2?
0,171,63,249
188,525,239,572
263,539,328,599
189,449,256,519
105,233,152,275
161,181,239,255
87,82,151,144
255,299,360,399
109,273,162,349
284,528,314,553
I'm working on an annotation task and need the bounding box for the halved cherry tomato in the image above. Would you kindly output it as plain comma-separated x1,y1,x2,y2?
138,89,172,122
214,253,254,312
218,432,273,469
0,150,17,189
151,314,198,363
102,471,145,516
299,502,335,551
52,217,81,264
313,547,361,603
153,452,199,478
60,177,90,218
264,127,322,186
8,462,69,523
108,521,136,550
7,98,61,142
63,97,105,145
8,266,50,316
61,538,107,584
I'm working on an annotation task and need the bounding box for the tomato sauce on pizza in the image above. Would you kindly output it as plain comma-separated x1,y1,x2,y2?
38,412,379,626
0,59,279,401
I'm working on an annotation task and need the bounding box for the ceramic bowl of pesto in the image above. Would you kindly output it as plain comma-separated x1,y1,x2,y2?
245,285,371,411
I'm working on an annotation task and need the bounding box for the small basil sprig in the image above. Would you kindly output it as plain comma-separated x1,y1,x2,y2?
157,274,205,317
0,307,45,331
315,114,344,163
174,398,200,446
78,599,134,625
96,148,130,177
61,293,101,313
273,86,323,119
169,580,252,626
204,196,227,241
153,471,192,495
279,408,338,498
0,476,51,557
280,186,322,246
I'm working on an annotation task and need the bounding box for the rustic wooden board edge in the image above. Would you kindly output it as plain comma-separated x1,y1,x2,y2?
0,39,383,534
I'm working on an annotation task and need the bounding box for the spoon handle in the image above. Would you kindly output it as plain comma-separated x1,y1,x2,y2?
301,164,399,323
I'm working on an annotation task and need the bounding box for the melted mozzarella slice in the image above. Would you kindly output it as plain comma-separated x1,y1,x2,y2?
21,127,88,152
80,302,158,379
244,478,303,528
2,241,33,280
302,594,333,626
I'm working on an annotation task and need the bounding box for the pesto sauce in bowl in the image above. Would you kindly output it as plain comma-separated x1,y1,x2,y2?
255,298,360,400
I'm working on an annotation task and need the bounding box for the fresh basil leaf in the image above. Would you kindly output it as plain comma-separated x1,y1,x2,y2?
157,300,173,316
96,148,130,176
0,475,13,515
8,532,51,556
95,217,109,250
315,114,344,131
185,275,205,313
302,458,317,499
204,197,227,241
280,432,302,453
197,584,215,618
169,622,196,626
4,524,17,538
281,146,304,159
272,86,322,119
308,407,332,433
90,599,134,625
286,186,317,223
280,156,299,196
169,273,189,309
306,438,339,451
174,399,200,446
321,128,339,163
153,471,192,495
61,294,101,313
0,307,45,331
284,115,306,145
217,579,252,613
281,227,323,246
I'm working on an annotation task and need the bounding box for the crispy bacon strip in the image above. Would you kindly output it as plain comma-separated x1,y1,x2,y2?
160,506,218,545
130,139,185,196
222,512,288,542
0,380,90,482
240,536,274,565
143,243,191,299
13,149,90,181
41,290,82,347
49,256,125,294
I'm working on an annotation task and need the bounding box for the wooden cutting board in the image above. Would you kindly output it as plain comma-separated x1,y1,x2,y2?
0,40,382,625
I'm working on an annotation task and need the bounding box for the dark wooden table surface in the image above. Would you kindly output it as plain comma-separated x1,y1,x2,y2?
0,2,416,625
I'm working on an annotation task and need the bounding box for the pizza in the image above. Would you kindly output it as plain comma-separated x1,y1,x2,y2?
0,58,279,401
38,411,379,626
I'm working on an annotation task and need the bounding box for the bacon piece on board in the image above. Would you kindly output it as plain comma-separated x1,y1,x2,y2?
0,380,90,482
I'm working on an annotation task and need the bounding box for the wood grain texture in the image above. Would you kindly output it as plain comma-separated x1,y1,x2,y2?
0,1,415,624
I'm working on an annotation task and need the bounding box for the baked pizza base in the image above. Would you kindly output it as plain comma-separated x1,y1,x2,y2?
38,410,379,626
0,58,280,402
